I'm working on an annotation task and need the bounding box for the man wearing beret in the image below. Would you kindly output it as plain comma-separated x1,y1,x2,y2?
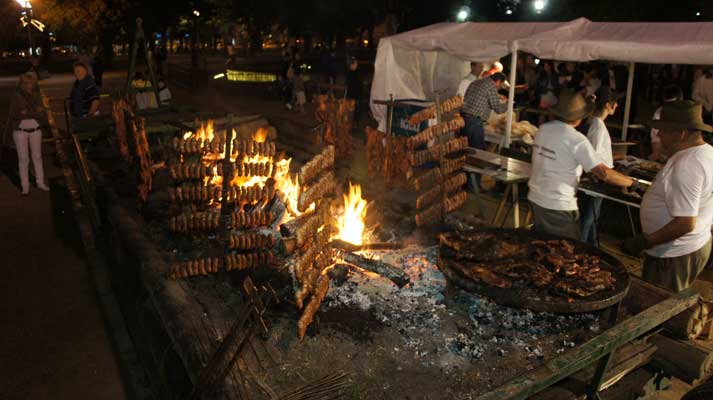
623,101,713,292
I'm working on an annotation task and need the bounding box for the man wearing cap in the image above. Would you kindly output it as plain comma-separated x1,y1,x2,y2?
528,90,638,240
461,72,509,190
456,62,484,98
622,101,713,292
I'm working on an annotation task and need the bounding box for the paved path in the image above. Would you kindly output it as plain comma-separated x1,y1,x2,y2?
0,74,127,400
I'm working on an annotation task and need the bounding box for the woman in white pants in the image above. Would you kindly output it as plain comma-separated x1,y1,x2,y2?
9,72,49,195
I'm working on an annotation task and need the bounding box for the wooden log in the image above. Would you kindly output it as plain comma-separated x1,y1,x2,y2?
625,277,703,340
329,240,405,252
476,288,699,400
340,251,410,288
649,335,713,385
571,339,657,391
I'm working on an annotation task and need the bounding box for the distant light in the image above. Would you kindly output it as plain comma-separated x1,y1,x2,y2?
156,33,162,39
534,58,541,65
534,0,546,13
185,33,190,38
505,8,513,15
456,6,471,22
193,10,200,17
213,73,225,80
696,11,701,17
48,32,53,36
363,39,369,45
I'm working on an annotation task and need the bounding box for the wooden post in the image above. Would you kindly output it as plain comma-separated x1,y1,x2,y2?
504,48,518,149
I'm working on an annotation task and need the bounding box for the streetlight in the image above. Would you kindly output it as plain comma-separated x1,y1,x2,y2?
193,10,200,17
534,0,546,14
456,6,471,22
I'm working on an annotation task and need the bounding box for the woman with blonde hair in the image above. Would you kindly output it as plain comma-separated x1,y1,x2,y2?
8,72,49,194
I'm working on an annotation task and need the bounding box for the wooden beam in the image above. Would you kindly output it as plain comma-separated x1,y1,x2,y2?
476,288,699,400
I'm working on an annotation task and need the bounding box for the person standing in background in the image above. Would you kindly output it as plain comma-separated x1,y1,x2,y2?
461,73,509,191
650,85,683,162
457,62,484,98
8,72,50,194
580,88,622,246
69,62,100,118
345,57,363,126
692,67,713,125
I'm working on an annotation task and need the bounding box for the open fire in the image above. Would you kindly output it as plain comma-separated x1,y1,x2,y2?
181,120,312,221
336,182,368,246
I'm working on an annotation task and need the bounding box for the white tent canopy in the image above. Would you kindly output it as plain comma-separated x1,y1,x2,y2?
371,18,713,141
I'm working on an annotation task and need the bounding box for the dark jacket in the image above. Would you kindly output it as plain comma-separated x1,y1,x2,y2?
70,76,100,118
9,88,44,129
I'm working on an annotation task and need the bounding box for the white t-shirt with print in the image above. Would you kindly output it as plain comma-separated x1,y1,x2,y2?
528,120,602,211
640,144,713,258
587,117,614,168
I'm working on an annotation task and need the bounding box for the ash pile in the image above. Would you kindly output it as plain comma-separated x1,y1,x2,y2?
323,244,602,370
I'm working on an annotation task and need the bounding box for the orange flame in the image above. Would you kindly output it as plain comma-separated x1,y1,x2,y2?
253,127,268,143
337,182,368,246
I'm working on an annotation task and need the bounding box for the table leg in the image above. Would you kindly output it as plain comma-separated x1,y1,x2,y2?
586,302,621,400
492,184,512,226
626,206,637,236
472,175,485,218
512,183,520,228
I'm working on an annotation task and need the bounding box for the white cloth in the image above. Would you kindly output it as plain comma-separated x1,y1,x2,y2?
13,129,45,191
692,75,713,113
640,144,713,258
457,74,478,98
650,106,663,144
528,120,602,211
159,87,172,105
587,117,614,168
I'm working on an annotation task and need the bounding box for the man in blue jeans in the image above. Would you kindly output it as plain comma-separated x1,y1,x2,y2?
461,72,509,190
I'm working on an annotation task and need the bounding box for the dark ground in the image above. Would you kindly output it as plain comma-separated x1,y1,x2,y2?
0,72,128,399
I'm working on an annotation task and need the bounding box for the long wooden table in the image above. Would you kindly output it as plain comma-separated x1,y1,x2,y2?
463,148,531,228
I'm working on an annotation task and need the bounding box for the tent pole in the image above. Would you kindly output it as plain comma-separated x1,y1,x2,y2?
504,50,518,149
622,62,635,141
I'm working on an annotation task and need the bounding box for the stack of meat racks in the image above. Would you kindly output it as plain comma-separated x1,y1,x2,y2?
407,95,469,227
280,145,337,340
166,124,279,279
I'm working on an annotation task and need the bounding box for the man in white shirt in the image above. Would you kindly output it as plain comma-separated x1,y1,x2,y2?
649,85,683,162
580,88,623,246
528,90,637,240
623,101,713,292
456,62,484,98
